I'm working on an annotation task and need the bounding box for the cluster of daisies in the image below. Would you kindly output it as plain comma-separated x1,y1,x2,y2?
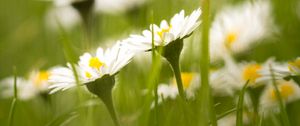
1,0,300,125
46,0,148,31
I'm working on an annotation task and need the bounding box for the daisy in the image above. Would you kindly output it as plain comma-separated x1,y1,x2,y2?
210,0,273,60
124,8,201,51
259,59,291,81
49,41,134,126
212,57,275,95
259,80,300,114
124,8,201,99
94,0,147,15
288,57,300,75
48,41,135,93
0,68,56,100
217,113,250,126
156,72,200,103
45,0,81,31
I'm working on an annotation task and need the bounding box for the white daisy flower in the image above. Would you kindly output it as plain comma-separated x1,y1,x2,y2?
217,113,250,126
0,68,56,100
213,57,274,95
259,59,291,82
259,80,300,114
156,72,200,102
0,77,35,100
48,41,135,93
52,0,76,7
45,0,81,31
94,0,147,15
210,1,273,60
210,69,237,96
124,8,201,51
288,57,300,75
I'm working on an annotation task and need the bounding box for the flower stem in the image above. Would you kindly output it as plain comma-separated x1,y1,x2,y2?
236,80,249,126
269,64,290,126
86,75,120,126
8,67,17,126
163,39,186,100
72,0,95,44
101,91,120,126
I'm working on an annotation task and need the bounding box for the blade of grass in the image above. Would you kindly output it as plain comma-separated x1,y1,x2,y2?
151,9,159,126
236,80,249,126
198,0,217,125
269,64,290,126
7,67,17,126
208,107,237,125
216,108,237,120
258,112,264,126
45,101,97,126
140,9,164,125
46,112,79,126
56,19,83,103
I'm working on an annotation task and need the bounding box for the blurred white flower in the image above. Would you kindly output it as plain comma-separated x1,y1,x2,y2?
156,72,200,103
210,1,273,60
217,113,250,126
49,41,135,93
212,57,275,96
94,0,147,15
124,8,201,51
0,68,56,100
259,59,290,82
288,57,300,75
259,80,300,115
53,0,76,7
45,0,81,31
210,69,237,96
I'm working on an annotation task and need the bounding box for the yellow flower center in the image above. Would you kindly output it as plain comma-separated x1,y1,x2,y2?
85,71,92,79
270,82,295,101
34,71,50,87
157,26,172,40
242,64,262,84
172,72,195,90
89,57,104,70
225,32,237,49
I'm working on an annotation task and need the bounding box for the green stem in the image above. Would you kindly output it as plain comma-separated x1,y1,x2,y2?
236,80,249,126
169,59,186,100
150,10,159,126
269,64,290,126
163,39,186,100
8,67,17,126
86,75,120,126
8,99,17,126
72,0,95,44
101,92,120,126
199,0,217,125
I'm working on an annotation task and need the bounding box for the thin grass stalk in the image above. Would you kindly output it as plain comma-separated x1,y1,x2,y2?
216,108,237,120
236,80,249,126
151,10,159,126
269,64,290,126
198,0,217,125
7,67,17,126
208,107,237,125
258,112,264,126
140,9,164,125
56,20,83,103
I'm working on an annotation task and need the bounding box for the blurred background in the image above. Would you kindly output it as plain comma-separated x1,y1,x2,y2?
0,0,300,126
